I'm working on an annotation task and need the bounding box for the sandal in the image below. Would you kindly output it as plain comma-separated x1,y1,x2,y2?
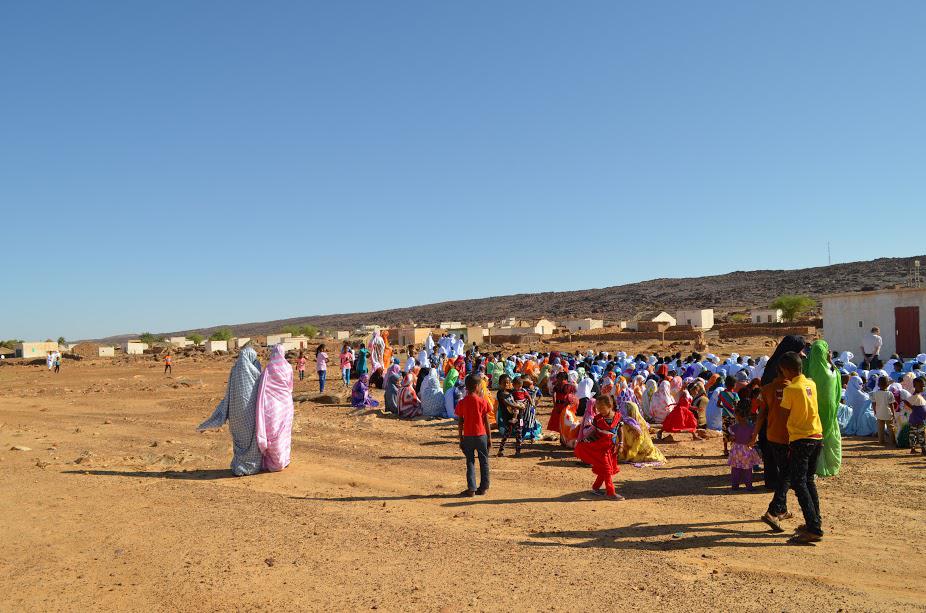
761,512,784,533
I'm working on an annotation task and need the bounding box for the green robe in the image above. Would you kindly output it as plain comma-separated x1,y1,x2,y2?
804,340,842,477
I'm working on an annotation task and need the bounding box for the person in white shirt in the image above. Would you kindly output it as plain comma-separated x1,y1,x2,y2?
576,372,594,416
860,327,883,367
869,375,896,446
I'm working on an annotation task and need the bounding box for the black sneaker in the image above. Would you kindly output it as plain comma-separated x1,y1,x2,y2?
475,487,488,496
459,489,475,498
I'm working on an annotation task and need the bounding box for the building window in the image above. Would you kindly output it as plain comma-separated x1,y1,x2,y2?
859,321,863,328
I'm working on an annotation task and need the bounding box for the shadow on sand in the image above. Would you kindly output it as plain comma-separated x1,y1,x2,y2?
64,468,235,480
520,519,787,551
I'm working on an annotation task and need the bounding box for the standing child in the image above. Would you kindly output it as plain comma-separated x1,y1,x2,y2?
163,353,172,375
573,395,624,501
902,377,926,455
779,352,824,544
296,352,307,381
54,353,61,374
496,375,527,457
728,406,762,490
870,376,897,446
315,344,329,393
340,342,354,389
456,374,492,497
717,376,740,457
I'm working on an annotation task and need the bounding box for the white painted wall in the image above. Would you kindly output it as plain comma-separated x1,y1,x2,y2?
676,309,714,330
204,340,228,353
822,289,926,357
562,319,604,332
752,309,784,324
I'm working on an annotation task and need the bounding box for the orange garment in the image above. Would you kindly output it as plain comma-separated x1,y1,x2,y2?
382,331,393,371
477,378,498,428
559,405,582,448
523,360,538,377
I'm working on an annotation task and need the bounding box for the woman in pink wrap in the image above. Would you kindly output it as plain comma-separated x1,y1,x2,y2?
255,344,295,472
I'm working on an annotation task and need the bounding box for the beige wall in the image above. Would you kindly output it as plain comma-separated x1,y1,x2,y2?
17,341,60,358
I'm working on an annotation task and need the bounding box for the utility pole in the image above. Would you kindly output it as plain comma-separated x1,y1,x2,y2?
827,242,831,266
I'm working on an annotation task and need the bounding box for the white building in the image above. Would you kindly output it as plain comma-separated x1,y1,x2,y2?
676,309,715,330
629,311,677,331
229,337,251,350
203,340,228,353
16,341,61,358
561,318,604,332
751,308,784,324
98,346,115,357
822,287,926,357
492,319,556,337
123,341,148,355
280,336,311,352
266,333,292,346
335,331,350,340
168,336,191,347
439,321,463,330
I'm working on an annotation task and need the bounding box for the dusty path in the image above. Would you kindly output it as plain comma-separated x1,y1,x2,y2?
1,360,924,611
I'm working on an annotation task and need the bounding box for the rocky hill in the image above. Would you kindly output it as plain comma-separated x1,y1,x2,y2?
92,255,924,343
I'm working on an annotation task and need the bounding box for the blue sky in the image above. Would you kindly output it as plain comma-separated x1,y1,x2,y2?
3,2,924,340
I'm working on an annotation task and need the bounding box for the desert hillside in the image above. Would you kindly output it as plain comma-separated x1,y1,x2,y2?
92,255,923,343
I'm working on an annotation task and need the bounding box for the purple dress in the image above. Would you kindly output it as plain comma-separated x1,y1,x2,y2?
728,422,762,470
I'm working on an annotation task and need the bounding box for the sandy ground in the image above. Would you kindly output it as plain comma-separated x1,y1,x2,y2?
1,354,924,612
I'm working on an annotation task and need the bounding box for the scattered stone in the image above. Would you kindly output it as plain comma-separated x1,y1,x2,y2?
10,445,31,451
150,441,158,447
103,420,112,425
264,557,275,567
35,460,49,469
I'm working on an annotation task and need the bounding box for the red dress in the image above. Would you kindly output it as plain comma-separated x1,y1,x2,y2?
661,395,698,433
573,413,620,477
548,382,577,433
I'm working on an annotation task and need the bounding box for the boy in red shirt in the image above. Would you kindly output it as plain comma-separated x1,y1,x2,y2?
457,374,492,497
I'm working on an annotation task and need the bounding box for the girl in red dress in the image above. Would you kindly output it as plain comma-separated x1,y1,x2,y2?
574,395,624,500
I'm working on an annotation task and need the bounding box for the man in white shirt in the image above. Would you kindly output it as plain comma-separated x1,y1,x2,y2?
860,327,883,367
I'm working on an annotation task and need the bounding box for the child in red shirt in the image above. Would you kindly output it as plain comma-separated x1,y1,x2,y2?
457,374,492,497
573,395,623,500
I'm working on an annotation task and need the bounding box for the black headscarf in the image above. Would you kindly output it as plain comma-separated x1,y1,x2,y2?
761,335,806,386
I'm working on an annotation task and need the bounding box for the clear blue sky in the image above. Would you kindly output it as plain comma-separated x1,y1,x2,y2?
3,2,924,340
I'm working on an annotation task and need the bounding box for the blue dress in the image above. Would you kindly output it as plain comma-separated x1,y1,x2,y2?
843,377,877,436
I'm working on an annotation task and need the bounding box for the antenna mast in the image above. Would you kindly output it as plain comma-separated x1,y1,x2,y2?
827,242,831,266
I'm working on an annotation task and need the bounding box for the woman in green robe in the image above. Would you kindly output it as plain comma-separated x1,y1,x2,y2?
804,340,842,476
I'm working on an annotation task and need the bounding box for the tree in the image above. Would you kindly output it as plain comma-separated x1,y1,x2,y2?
280,325,317,339
57,336,66,345
187,333,204,345
139,332,158,345
770,295,816,323
209,327,233,341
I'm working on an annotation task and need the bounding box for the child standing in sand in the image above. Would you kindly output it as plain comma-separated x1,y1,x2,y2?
902,377,926,455
496,375,527,457
717,376,740,457
871,376,897,446
728,406,761,491
456,374,492,497
316,344,328,392
296,352,307,381
163,353,172,375
339,342,353,388
573,395,623,501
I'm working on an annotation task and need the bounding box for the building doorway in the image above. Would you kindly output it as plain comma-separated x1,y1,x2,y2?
894,306,921,357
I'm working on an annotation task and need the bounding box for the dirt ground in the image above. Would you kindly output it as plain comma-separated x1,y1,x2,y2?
1,351,924,612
